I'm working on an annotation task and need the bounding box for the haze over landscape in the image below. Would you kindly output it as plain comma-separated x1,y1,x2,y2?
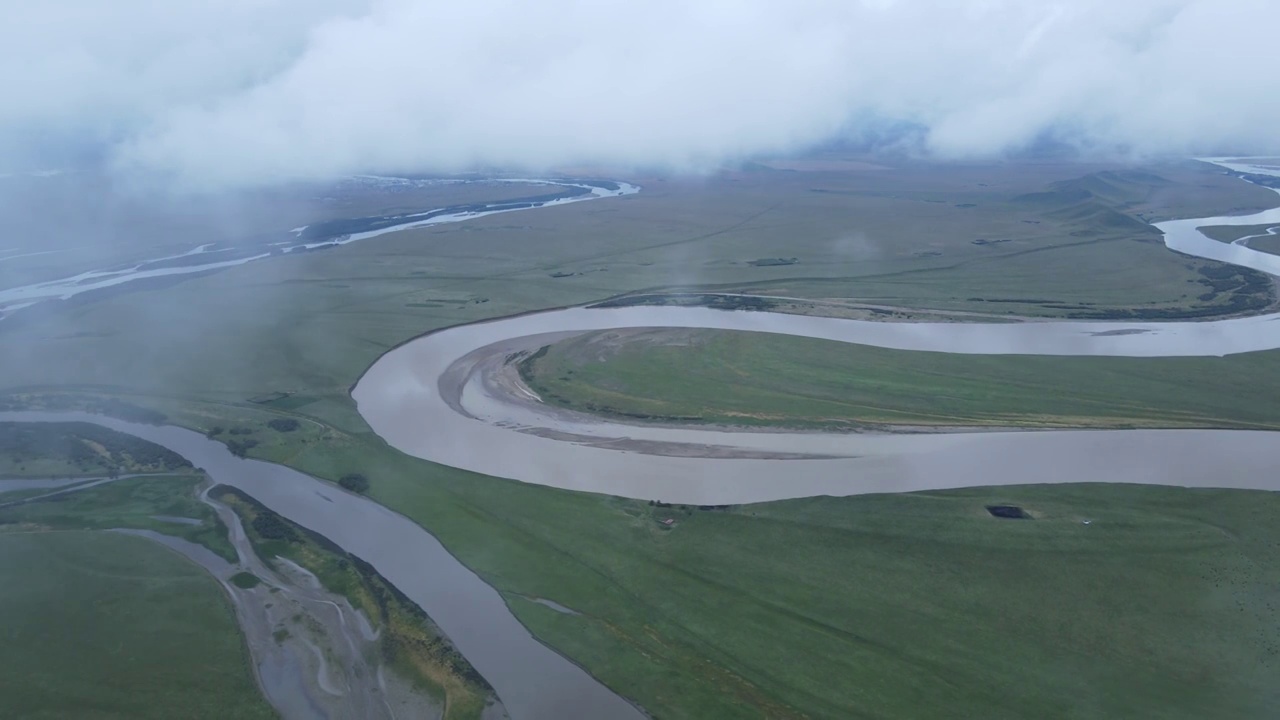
3,2,1280,719
5,0,1280,185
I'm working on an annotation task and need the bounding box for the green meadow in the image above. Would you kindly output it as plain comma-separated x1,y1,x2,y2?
520,327,1280,430
2,157,1279,717
0,531,272,720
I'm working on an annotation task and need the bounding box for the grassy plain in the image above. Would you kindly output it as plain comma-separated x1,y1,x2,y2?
1,159,1276,404
520,328,1280,430
1243,234,1280,256
1225,230,1280,257
128,425,1268,720
500,483,1280,720
1200,223,1280,243
1201,223,1280,256
0,174,555,288
0,431,266,717
0,531,273,720
0,479,99,504
0,473,235,561
1,157,1278,717
0,421,192,478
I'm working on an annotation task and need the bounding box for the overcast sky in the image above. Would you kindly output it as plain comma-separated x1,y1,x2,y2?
5,0,1278,186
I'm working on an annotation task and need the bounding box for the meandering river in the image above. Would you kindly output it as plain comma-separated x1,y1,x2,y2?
352,158,1280,505
8,158,1280,718
0,411,646,720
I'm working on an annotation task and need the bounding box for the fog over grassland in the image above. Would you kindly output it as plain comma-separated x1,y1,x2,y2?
3,0,1279,188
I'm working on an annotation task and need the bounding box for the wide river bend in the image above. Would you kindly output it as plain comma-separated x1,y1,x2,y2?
9,158,1280,719
353,158,1280,505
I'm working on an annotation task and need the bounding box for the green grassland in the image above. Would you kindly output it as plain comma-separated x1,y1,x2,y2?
0,473,235,561
1201,223,1280,256
0,531,273,720
3,402,1276,717
0,426,266,717
0,159,1275,403
236,421,1280,719
1199,223,1280,243
520,328,1280,430
0,420,191,479
499,483,1280,720
0,479,100,504
1243,233,1280,256
0,174,559,289
211,484,495,719
1246,234,1280,256
135,423,1269,720
1231,230,1280,257
0,158,1278,717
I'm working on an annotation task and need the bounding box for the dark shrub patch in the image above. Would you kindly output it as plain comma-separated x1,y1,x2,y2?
230,572,261,589
339,474,370,494
226,439,259,458
251,510,298,542
267,418,300,433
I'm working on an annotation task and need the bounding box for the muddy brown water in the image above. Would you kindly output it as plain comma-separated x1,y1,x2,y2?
352,158,1280,505
0,411,645,720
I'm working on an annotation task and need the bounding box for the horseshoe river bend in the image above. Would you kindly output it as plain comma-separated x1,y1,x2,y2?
11,157,1280,719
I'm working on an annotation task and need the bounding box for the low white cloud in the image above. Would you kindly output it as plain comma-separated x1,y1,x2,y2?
4,0,1278,186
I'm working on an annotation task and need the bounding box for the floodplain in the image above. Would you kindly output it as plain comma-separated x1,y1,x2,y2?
3,156,1280,718
519,327,1280,430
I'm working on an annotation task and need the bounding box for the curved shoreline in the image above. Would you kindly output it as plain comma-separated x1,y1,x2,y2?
353,158,1280,505
0,411,645,720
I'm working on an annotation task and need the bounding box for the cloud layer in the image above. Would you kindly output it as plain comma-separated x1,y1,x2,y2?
6,0,1279,186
